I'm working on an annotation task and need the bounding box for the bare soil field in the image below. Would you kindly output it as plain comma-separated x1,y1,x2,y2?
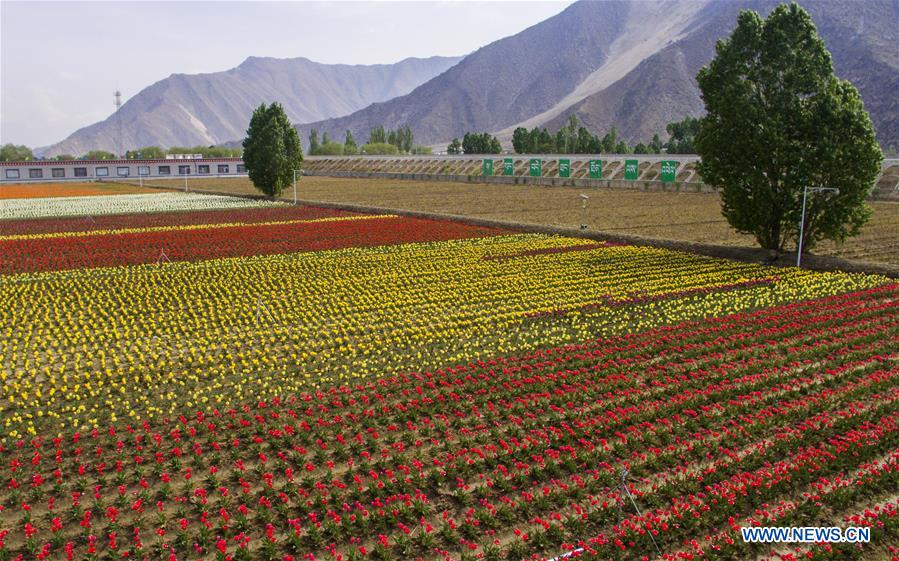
135,176,899,264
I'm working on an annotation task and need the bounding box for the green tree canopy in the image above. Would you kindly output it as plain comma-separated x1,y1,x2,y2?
512,127,529,154
308,130,320,155
576,127,601,154
447,138,461,155
564,115,579,153
316,142,345,156
535,128,555,153
82,150,116,160
461,132,502,154
695,3,882,253
360,142,398,155
511,119,604,154
0,144,34,161
166,146,241,158
125,146,165,160
344,130,357,155
665,117,700,154
368,126,386,144
600,128,618,153
242,102,303,197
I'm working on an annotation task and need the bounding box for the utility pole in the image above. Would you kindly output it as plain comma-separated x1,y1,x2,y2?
114,90,123,158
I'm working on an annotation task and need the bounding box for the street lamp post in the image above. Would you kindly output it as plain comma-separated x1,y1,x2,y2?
796,186,839,268
293,169,302,205
579,194,589,230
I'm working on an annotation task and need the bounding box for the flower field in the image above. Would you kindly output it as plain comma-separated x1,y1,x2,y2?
0,207,357,237
1,192,897,560
0,182,157,200
0,214,502,274
0,193,282,220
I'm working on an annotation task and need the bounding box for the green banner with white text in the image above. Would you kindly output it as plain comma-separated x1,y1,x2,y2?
624,160,639,181
661,160,677,182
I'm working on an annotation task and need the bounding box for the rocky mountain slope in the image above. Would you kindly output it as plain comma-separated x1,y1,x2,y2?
39,55,461,157
300,0,898,149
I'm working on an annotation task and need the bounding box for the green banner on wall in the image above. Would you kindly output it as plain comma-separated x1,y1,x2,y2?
589,159,602,179
558,159,570,178
661,160,677,182
624,159,639,181
503,158,514,176
483,159,494,176
529,158,542,177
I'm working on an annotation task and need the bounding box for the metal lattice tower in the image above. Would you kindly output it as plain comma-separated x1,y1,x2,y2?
114,90,123,157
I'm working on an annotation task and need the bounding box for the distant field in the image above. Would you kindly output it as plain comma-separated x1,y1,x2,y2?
0,180,161,199
140,176,899,265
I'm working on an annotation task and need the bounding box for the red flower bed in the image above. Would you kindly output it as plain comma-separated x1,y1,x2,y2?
0,284,897,561
0,216,506,274
0,205,355,236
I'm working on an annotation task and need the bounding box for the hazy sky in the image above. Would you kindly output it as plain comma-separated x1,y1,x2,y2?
0,0,573,148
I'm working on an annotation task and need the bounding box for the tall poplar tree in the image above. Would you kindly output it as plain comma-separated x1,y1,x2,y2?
242,102,303,197
695,3,881,254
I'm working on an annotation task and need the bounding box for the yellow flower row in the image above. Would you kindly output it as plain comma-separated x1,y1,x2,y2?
0,234,886,439
0,214,398,241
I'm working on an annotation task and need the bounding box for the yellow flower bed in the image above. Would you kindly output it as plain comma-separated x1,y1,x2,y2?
0,234,886,439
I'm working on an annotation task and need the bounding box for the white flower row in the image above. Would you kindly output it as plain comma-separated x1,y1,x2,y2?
0,193,284,220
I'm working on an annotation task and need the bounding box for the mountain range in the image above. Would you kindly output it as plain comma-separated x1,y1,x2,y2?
40,0,899,156
301,0,898,150
39,56,462,157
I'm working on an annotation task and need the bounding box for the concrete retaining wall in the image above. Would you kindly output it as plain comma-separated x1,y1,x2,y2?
306,170,719,193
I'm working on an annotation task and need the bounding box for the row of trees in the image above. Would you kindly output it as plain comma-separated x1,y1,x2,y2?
0,143,34,162
126,146,241,159
509,115,698,155
447,132,503,154
307,125,432,156
443,115,698,156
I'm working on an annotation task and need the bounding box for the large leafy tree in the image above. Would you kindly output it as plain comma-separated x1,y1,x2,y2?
242,103,303,197
695,3,882,254
512,127,529,154
664,117,700,154
461,132,502,154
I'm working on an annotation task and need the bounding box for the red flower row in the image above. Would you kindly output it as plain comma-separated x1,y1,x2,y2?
0,216,505,274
